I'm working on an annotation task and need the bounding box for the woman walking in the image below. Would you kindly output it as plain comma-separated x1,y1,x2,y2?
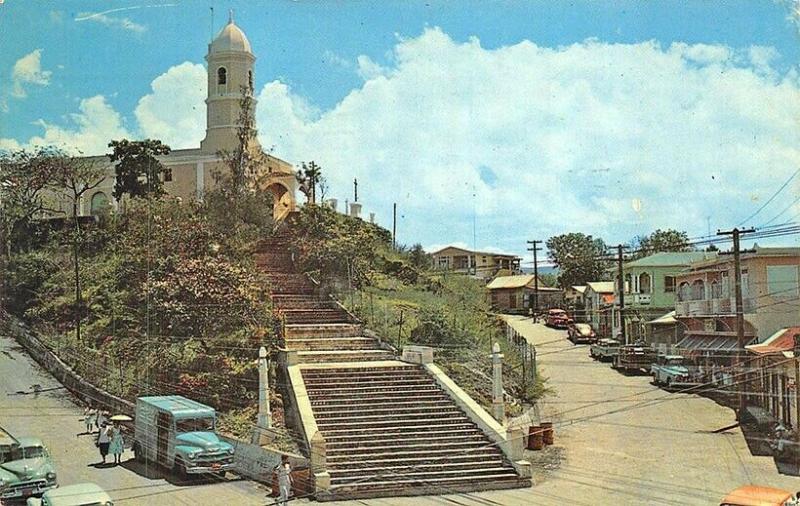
109,423,125,465
83,406,95,434
96,422,111,464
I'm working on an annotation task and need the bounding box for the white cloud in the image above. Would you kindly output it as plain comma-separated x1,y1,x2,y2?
76,12,146,33
11,49,52,98
256,28,800,250
356,55,389,80
134,62,206,149
18,95,130,155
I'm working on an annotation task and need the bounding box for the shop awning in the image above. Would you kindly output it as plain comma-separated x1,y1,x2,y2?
676,334,752,353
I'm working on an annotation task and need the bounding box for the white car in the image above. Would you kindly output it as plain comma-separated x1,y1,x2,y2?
26,483,112,506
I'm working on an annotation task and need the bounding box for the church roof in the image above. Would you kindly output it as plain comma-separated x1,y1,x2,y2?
210,15,252,54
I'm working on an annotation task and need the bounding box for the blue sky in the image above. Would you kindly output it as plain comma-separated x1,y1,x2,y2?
2,1,800,258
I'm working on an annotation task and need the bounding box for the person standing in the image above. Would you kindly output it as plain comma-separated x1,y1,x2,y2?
83,406,95,434
276,455,292,506
96,423,111,464
95,410,107,430
109,423,124,465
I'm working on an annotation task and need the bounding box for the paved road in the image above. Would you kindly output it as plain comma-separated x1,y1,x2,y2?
7,320,800,506
503,316,800,505
0,333,270,506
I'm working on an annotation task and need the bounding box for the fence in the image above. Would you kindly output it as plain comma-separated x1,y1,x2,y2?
504,322,537,386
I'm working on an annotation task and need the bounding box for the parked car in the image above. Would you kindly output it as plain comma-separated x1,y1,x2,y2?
132,396,235,478
651,355,702,389
0,437,57,501
720,485,798,506
26,483,113,506
589,338,621,361
545,309,572,329
612,343,657,375
0,428,19,465
567,323,596,344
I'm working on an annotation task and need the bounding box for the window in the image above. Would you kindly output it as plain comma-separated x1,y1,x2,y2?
711,281,722,299
624,273,632,293
767,265,800,298
509,293,517,309
664,276,676,293
248,70,254,91
90,191,109,215
217,67,227,85
691,279,705,300
638,272,651,294
678,282,691,301
163,168,173,182
175,417,215,433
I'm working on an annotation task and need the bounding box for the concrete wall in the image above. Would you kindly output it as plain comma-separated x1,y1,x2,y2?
0,313,304,485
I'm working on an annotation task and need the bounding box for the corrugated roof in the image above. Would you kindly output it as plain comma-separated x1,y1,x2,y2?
624,251,717,268
586,281,615,293
487,274,558,290
647,310,677,325
747,326,800,355
430,245,519,259
571,285,587,293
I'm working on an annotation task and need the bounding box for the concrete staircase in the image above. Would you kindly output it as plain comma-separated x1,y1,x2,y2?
257,229,530,500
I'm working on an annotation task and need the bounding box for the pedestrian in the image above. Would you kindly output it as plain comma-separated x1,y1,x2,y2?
109,422,125,465
96,422,111,464
83,406,95,434
276,455,292,506
95,410,107,430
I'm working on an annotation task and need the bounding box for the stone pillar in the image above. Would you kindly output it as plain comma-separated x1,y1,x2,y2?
369,212,375,223
492,342,505,422
349,202,362,218
257,346,271,429
327,198,338,211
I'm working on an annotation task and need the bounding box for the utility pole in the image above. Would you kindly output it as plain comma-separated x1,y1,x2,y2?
353,178,358,202
527,240,542,319
617,244,626,344
392,203,397,251
717,227,755,419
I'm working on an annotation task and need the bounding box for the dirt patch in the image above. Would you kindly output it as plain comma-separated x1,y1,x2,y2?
525,445,566,484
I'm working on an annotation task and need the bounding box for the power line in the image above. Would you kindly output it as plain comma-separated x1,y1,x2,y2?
736,167,800,227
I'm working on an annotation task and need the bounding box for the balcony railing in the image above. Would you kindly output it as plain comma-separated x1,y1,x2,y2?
675,297,754,316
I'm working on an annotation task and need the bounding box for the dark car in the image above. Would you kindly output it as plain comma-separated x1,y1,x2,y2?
568,323,596,344
545,309,572,329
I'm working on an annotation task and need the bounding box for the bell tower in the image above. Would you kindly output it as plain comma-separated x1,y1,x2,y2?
200,11,258,153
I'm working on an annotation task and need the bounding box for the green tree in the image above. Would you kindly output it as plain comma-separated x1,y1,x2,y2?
217,87,264,196
632,228,692,259
52,155,106,343
296,161,324,204
408,243,430,269
108,139,171,200
546,232,611,288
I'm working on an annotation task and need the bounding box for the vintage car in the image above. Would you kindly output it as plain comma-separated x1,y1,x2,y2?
27,483,113,506
545,309,572,329
651,355,702,388
720,485,798,506
612,343,658,374
0,428,19,465
589,338,621,361
0,437,57,501
132,396,235,477
567,323,596,344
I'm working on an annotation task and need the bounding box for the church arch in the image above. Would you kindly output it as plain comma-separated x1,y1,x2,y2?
90,191,109,215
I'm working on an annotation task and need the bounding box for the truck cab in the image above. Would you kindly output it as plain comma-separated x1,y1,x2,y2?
132,396,235,477
651,355,701,389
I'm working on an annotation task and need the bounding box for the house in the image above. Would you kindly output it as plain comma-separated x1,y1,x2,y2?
644,310,684,348
583,281,615,337
674,246,800,366
486,274,562,314
745,327,800,430
617,251,718,344
430,246,521,280
564,285,587,306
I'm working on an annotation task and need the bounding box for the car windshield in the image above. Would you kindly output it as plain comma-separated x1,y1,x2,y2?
175,417,215,433
10,445,45,460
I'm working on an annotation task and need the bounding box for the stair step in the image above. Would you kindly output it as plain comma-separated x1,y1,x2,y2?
311,395,450,407
317,412,467,427
326,434,487,448
330,467,516,485
313,400,454,413
321,424,481,437
327,461,507,477
327,448,503,463
326,440,490,456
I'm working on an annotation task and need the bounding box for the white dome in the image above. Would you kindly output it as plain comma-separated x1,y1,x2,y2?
210,18,252,54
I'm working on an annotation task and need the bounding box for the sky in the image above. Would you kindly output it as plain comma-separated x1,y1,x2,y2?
1,0,800,260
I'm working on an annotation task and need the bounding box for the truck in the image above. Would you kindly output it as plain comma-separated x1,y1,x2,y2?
612,343,658,374
0,437,58,502
131,396,235,478
650,355,703,389
589,338,621,361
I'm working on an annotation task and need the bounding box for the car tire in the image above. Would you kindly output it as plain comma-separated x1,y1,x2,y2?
174,460,189,482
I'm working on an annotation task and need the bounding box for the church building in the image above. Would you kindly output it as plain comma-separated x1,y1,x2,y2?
64,13,297,220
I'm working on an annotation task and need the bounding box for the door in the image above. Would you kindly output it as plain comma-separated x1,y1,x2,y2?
156,412,172,466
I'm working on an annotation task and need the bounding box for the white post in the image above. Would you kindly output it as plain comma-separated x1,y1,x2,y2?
492,342,505,423
258,346,271,429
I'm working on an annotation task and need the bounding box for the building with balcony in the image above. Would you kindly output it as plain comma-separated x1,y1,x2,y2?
674,246,800,361
430,246,521,281
745,327,800,430
617,251,718,343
